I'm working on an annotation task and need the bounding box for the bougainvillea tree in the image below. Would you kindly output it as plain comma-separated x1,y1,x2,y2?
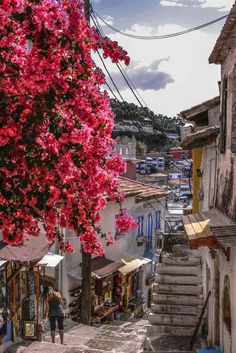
0,0,137,255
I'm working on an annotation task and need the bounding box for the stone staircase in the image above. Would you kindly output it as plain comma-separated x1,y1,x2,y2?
144,249,203,353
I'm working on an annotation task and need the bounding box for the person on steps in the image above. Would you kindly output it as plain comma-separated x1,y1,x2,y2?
44,286,65,345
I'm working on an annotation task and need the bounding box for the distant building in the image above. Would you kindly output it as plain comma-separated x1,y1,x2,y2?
114,120,153,133
136,153,165,174
114,137,137,180
168,168,183,180
170,147,192,160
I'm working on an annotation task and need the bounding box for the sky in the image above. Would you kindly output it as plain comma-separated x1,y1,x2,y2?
91,0,234,116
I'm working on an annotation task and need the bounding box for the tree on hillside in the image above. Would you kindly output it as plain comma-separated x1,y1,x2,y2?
111,99,184,133
0,0,136,254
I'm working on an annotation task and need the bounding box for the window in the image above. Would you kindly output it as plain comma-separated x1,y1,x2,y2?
220,76,228,153
146,213,153,252
222,275,231,333
115,229,122,239
136,216,144,238
155,211,161,230
231,66,236,152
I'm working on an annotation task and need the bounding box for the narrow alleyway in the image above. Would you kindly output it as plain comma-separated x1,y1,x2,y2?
4,319,148,353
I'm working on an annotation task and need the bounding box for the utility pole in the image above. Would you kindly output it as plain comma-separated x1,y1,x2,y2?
80,0,92,326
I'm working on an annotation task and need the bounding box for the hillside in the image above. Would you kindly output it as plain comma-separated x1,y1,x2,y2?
110,99,183,151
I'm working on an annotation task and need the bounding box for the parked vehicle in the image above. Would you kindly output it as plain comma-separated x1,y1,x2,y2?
179,193,192,203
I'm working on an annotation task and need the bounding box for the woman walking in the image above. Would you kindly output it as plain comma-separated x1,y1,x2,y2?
44,287,65,344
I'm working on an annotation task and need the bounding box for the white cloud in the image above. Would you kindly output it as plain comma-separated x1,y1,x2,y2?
160,0,187,6
97,15,114,26
97,22,220,116
160,0,233,11
198,0,233,11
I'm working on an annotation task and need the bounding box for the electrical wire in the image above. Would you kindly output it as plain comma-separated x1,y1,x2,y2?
91,12,192,173
93,9,228,40
96,51,188,175
92,20,190,174
91,9,192,164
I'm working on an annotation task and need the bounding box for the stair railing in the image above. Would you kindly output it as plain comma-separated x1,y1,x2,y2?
189,290,211,350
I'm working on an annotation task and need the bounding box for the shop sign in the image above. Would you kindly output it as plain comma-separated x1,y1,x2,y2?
28,271,36,321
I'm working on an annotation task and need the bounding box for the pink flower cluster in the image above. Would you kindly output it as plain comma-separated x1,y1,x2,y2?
0,0,131,254
59,241,74,253
115,209,138,234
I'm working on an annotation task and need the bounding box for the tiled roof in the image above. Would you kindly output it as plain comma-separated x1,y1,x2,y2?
179,96,220,121
181,126,220,149
119,177,168,202
0,230,51,265
209,4,236,64
91,257,123,279
168,168,183,174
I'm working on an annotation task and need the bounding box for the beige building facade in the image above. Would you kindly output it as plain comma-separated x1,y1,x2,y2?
180,4,236,352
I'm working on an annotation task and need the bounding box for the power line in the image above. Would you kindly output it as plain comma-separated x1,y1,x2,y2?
91,14,191,175
91,10,192,167
93,9,228,40
95,51,188,175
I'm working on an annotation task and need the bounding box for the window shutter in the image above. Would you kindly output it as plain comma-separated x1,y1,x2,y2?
220,77,227,153
231,66,236,152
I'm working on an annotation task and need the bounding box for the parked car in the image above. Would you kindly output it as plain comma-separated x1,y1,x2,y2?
179,193,192,203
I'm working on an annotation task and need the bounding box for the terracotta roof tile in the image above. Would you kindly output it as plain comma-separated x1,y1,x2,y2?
119,177,168,202
180,126,220,149
179,96,220,121
209,4,236,64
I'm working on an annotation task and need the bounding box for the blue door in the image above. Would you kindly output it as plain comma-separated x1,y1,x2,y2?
146,213,153,252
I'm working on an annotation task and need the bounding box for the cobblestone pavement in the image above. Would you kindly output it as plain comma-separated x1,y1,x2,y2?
4,319,148,353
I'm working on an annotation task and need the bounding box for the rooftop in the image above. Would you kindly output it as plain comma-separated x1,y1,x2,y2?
0,230,51,265
179,96,220,122
119,177,168,202
181,126,220,149
209,4,236,64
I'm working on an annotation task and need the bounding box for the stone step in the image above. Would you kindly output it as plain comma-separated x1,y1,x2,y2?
161,255,201,266
151,303,199,315
153,283,203,295
156,265,201,276
147,324,195,337
148,313,198,326
172,244,201,257
87,337,142,352
152,293,203,305
155,273,201,285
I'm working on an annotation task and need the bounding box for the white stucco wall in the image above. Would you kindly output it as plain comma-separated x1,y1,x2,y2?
54,195,166,305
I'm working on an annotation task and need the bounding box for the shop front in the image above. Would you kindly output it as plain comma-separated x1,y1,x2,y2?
117,254,152,316
90,257,123,323
67,257,123,323
0,234,63,344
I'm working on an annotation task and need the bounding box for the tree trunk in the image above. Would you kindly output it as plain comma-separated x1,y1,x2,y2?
80,0,91,326
80,248,91,324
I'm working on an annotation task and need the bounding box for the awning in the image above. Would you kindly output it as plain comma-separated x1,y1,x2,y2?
182,209,236,251
118,254,150,276
91,257,123,279
0,261,7,268
0,231,51,265
68,257,123,281
36,252,64,268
